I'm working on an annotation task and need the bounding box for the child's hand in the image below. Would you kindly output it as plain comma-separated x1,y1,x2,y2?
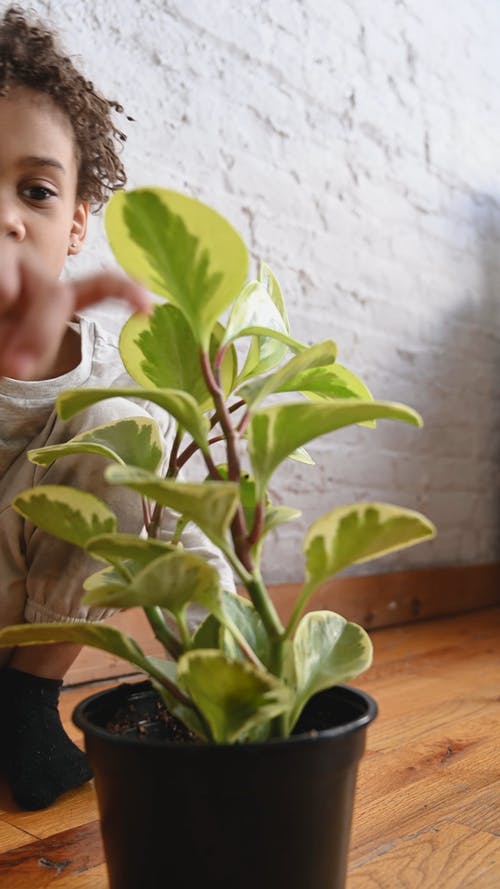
0,241,150,380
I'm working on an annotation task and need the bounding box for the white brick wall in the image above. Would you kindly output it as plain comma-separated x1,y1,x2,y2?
16,0,500,581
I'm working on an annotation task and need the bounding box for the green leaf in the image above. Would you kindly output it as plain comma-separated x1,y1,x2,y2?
214,465,267,536
82,560,154,604
288,447,315,465
304,502,437,586
105,466,239,546
119,305,237,411
85,533,176,567
83,564,131,592
213,467,298,561
192,613,223,650
56,387,210,455
12,486,117,548
223,280,287,348
146,656,178,685
176,650,292,743
259,261,288,324
250,505,302,564
293,363,376,429
289,612,373,730
105,188,249,347
248,400,423,497
149,675,209,741
263,506,302,537
0,622,154,675
237,340,337,408
218,590,271,668
28,417,163,472
294,363,373,402
83,551,222,621
237,325,307,386
0,623,190,703
236,263,291,382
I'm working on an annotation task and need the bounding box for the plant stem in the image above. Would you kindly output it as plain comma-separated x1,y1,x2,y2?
213,539,253,587
147,428,186,537
176,611,192,650
269,638,289,738
142,496,152,530
236,408,251,437
199,348,285,656
213,343,229,374
227,622,266,670
228,399,246,416
167,429,182,477
171,515,188,545
202,446,223,480
176,437,225,472
148,503,163,539
144,606,183,660
272,712,289,739
199,348,253,572
248,499,265,547
176,439,198,470
200,349,240,481
283,580,317,639
245,572,284,640
270,634,286,676
229,511,253,572
150,670,194,709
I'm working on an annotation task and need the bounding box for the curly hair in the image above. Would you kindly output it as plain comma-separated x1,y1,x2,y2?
0,6,128,211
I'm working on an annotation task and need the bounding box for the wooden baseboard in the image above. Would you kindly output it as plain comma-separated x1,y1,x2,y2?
65,561,500,685
272,561,500,629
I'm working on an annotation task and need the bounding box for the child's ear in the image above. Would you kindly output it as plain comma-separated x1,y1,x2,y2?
68,201,89,255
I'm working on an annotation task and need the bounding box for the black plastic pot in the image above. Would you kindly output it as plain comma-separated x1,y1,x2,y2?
73,680,377,889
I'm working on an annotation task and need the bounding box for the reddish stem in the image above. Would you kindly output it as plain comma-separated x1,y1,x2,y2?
248,499,265,547
236,409,251,437
177,434,225,472
199,349,253,573
167,430,182,478
213,343,229,374
142,496,152,530
228,399,246,415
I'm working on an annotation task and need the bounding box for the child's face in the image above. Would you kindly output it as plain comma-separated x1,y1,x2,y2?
0,86,88,278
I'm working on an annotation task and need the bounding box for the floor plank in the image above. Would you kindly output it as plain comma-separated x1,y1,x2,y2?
0,818,34,853
49,863,108,889
348,822,500,888
349,607,500,882
0,821,103,887
0,605,498,888
2,785,103,841
443,785,500,834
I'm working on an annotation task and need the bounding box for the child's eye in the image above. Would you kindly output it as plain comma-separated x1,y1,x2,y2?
22,185,57,202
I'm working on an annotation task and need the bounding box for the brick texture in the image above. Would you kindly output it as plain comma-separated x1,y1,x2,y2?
23,0,500,581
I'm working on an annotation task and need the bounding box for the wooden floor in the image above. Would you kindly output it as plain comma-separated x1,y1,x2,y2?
0,606,498,888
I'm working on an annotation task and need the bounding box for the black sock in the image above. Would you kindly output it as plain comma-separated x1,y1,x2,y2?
0,667,92,810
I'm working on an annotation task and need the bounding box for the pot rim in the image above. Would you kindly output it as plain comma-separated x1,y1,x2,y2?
73,681,378,751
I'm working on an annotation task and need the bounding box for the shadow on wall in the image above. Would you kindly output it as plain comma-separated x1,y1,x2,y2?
469,196,500,558
287,188,500,583
385,190,500,572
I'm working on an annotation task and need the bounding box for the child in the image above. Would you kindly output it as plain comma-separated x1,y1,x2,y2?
0,6,234,811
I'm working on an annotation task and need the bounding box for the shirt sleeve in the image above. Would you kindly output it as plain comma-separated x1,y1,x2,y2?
24,397,235,626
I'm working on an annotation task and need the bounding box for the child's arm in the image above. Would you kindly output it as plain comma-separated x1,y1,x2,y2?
0,241,150,381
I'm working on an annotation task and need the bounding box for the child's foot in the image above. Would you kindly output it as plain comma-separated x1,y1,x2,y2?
0,667,92,810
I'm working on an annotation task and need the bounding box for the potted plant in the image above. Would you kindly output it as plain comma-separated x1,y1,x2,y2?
0,188,435,889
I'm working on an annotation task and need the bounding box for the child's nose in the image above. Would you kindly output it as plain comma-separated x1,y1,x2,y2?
0,200,25,240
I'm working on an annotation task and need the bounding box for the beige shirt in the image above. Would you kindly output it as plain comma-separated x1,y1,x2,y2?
0,316,234,651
